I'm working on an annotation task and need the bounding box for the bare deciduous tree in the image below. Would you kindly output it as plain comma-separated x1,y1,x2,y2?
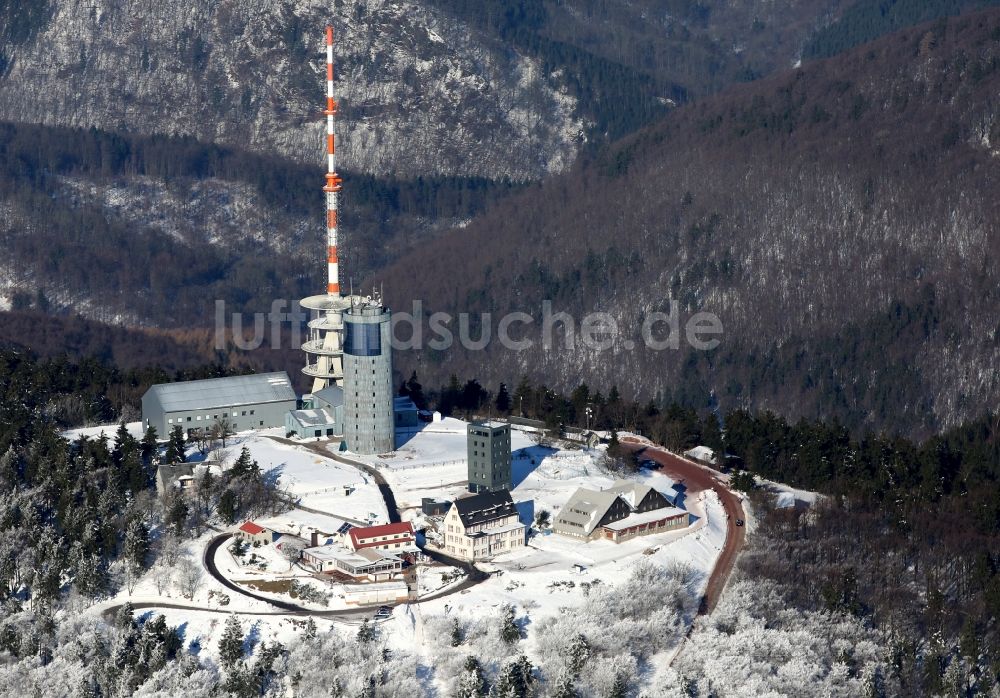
174,557,203,600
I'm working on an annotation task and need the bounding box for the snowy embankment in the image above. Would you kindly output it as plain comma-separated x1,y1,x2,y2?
215,432,388,524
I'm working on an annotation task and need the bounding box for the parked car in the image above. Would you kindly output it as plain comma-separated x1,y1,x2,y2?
374,606,393,619
735,519,745,527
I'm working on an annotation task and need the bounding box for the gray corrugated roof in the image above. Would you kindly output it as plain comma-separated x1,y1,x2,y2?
288,408,337,428
313,384,344,408
144,372,296,412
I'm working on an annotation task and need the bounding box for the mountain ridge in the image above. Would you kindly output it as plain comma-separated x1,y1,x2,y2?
374,8,1000,438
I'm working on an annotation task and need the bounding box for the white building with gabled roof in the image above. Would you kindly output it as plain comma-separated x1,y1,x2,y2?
554,479,689,543
442,489,526,561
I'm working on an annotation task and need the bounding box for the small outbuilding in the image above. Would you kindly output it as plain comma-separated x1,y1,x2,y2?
421,497,452,516
155,463,195,497
286,408,339,439
393,396,419,428
684,446,718,466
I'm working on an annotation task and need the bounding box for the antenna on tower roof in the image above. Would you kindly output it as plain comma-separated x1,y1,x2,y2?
323,24,342,298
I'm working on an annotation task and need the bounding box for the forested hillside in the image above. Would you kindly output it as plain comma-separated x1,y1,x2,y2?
0,122,516,324
377,9,1000,439
0,0,583,181
4,2,1000,437
804,0,1000,59
4,0,989,185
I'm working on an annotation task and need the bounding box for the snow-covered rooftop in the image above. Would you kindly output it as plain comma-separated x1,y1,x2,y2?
601,506,688,531
144,372,295,412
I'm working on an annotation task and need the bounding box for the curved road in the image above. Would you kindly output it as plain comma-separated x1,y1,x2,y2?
623,439,745,615
115,436,489,619
265,435,402,524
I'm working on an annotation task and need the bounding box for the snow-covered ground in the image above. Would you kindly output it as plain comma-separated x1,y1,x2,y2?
210,532,340,611
215,431,388,525
97,530,276,616
62,420,144,441
83,416,727,687
756,475,822,509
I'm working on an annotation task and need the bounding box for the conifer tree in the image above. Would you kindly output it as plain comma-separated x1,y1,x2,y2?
218,614,245,667
566,633,590,677
230,447,257,479
551,672,579,698
455,655,487,698
490,655,534,698
140,425,158,465
495,383,512,413
218,489,238,525
123,515,150,581
607,671,629,698
499,604,520,645
164,426,186,464
406,371,426,409
164,491,189,536
357,618,377,644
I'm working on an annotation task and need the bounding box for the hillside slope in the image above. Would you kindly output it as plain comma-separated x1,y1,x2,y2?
0,0,582,181
376,10,1000,438
7,0,993,184
0,123,514,324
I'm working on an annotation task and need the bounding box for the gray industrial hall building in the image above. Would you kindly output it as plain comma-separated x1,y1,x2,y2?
467,420,512,493
342,298,394,455
141,372,297,437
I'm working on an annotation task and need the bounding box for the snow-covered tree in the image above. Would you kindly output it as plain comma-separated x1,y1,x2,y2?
174,557,202,600
550,671,579,698
279,539,305,571
498,604,521,645
490,655,534,698
123,515,150,593
218,614,245,668
357,619,377,644
455,655,487,698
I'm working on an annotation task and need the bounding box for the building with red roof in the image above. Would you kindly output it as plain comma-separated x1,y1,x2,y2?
347,521,415,552
236,520,271,546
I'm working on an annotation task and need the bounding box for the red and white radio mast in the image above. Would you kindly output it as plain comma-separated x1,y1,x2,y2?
323,25,342,297
300,25,351,393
